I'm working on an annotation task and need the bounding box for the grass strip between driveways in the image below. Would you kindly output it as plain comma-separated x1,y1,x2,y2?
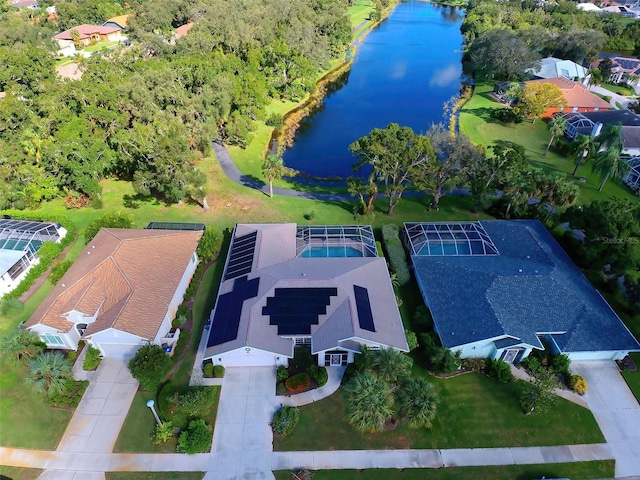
274,370,604,451
621,352,640,403
105,473,204,480
0,466,44,480
273,460,615,480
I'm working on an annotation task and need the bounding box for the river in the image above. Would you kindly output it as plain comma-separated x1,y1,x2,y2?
281,0,465,179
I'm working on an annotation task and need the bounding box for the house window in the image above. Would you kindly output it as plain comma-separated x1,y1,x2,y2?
192,253,197,264
76,323,88,336
40,332,65,347
295,337,311,346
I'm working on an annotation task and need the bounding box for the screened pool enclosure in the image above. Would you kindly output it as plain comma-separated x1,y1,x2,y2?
404,222,500,257
296,225,378,258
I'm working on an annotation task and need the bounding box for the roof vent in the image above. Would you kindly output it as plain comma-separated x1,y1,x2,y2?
518,269,523,273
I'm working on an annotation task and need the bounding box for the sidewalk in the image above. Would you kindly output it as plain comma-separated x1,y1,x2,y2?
280,366,345,407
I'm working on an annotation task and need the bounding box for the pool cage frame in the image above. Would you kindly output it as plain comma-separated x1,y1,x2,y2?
404,222,499,257
295,225,378,258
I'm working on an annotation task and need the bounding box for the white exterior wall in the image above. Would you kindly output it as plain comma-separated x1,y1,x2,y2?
454,338,500,359
0,255,39,297
152,253,198,345
27,324,76,350
565,350,629,361
211,347,286,367
88,328,146,357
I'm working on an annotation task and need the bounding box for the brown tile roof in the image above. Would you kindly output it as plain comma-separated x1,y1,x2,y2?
526,77,612,110
25,228,202,340
174,23,194,38
54,24,120,41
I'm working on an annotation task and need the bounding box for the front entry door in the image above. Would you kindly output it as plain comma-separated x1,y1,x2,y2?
503,349,520,364
330,354,343,366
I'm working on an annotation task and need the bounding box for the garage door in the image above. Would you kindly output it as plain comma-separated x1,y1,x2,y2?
96,342,141,358
221,350,277,367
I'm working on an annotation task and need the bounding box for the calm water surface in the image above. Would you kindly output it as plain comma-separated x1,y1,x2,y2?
282,0,465,178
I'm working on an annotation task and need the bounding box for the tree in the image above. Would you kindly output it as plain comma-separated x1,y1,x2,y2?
545,116,567,155
196,229,221,262
349,123,434,216
262,154,285,198
369,348,413,385
624,269,640,306
519,367,559,415
128,344,173,391
591,125,628,191
177,418,212,454
599,58,613,84
343,372,394,432
513,82,567,123
26,352,72,397
85,212,133,243
396,377,438,429
469,29,541,80
421,125,481,210
0,329,45,366
570,134,596,176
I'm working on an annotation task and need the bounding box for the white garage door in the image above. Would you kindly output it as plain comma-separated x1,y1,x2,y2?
221,351,277,367
97,342,141,358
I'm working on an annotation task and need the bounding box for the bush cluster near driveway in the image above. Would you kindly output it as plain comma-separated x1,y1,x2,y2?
273,460,615,480
273,369,604,451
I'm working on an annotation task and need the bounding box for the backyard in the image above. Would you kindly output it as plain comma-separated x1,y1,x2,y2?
273,369,604,451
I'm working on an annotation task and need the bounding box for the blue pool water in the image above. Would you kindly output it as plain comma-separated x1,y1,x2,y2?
419,242,471,256
0,239,43,251
301,246,364,258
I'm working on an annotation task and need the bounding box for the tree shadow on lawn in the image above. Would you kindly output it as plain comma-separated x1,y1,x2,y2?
462,107,503,123
122,193,162,209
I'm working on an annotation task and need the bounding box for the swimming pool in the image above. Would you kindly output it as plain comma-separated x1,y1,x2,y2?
300,246,364,258
419,242,471,256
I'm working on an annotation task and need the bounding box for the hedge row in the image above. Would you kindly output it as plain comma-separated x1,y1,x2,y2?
381,224,410,286
1,210,77,301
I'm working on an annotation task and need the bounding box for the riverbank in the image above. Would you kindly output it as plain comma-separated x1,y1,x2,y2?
230,0,399,191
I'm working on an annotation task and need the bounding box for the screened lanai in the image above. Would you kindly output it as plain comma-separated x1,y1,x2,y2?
296,225,378,258
404,222,499,257
0,219,62,254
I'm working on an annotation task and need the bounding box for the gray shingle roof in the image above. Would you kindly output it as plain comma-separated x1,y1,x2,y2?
408,220,640,354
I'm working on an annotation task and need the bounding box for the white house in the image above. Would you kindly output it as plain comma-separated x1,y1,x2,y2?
405,221,640,362
0,219,67,297
202,224,408,368
529,57,590,85
25,228,202,357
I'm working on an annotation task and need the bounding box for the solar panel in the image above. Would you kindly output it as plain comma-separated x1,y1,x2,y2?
263,287,337,335
207,276,260,347
354,285,375,332
224,231,257,281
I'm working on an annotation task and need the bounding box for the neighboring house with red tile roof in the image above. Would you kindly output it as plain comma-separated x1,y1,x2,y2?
174,23,194,39
54,24,122,47
525,77,612,118
25,228,202,357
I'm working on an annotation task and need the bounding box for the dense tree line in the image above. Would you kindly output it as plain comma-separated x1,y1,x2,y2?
464,0,640,80
0,0,350,209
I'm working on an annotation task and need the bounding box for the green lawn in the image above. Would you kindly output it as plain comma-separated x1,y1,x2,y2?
459,83,637,204
273,461,614,480
349,0,374,29
274,370,603,451
78,40,120,53
105,473,204,480
0,466,44,480
0,362,73,449
621,352,640,403
601,83,634,96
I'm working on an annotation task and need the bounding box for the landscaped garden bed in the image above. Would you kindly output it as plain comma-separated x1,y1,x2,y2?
275,347,328,395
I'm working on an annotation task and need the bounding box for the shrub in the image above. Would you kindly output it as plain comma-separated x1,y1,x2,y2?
289,347,314,373
172,314,187,328
272,406,300,436
492,108,522,124
285,372,311,393
196,229,221,262
404,329,418,351
307,365,328,387
45,378,89,409
570,374,588,395
49,260,73,285
277,365,290,382
521,356,540,374
177,418,212,454
461,357,486,372
83,347,102,371
413,304,433,332
152,421,174,444
176,304,189,319
203,363,214,377
176,388,216,417
551,354,571,375
213,365,225,378
0,298,24,317
128,344,173,391
421,333,461,374
67,351,77,362
85,212,133,243
381,224,410,286
488,359,513,383
265,113,283,129
276,382,287,395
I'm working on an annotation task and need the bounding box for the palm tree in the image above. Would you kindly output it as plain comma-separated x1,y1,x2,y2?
0,329,45,366
262,154,285,198
592,148,630,192
344,372,394,432
26,351,72,397
545,116,567,155
369,348,413,386
396,377,438,429
571,134,595,176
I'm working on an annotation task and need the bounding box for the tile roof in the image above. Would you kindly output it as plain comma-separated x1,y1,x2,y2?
103,14,133,29
174,23,194,38
205,224,408,360
26,228,202,340
54,25,120,41
526,77,611,110
407,220,640,354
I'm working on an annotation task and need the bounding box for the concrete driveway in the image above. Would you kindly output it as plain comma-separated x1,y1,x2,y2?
571,360,640,478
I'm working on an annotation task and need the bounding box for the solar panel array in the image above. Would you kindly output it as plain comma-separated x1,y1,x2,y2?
354,285,375,332
207,275,260,347
263,287,337,335
224,231,257,281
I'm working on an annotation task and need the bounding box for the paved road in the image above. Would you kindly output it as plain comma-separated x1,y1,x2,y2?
588,85,632,109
